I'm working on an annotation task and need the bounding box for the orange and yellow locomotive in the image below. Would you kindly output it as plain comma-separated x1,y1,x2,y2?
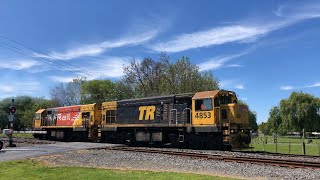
33,90,251,149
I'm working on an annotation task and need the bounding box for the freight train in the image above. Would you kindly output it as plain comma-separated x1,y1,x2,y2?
33,90,251,150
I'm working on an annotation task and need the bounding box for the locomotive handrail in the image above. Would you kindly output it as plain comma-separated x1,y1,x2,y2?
182,108,192,124
169,109,177,125
215,107,221,131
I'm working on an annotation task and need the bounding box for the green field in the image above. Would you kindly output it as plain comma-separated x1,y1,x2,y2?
0,160,238,180
245,136,320,156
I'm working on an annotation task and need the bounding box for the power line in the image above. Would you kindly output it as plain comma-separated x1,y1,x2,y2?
0,42,70,72
0,35,99,78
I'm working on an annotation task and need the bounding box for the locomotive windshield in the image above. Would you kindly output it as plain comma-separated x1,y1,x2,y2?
220,95,232,105
195,98,212,111
35,113,41,120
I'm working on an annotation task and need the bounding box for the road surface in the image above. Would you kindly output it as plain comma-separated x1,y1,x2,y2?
0,142,121,162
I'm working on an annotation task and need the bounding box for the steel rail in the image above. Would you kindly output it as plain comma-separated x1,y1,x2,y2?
104,147,320,170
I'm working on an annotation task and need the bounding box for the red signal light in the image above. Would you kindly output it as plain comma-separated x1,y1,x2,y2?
10,107,16,114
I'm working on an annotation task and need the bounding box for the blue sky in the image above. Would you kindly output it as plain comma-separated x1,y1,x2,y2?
1,0,320,123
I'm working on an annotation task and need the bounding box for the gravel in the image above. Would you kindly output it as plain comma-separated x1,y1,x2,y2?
137,147,320,163
0,137,57,148
36,148,320,180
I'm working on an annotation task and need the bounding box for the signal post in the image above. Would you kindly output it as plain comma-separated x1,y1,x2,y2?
6,99,16,147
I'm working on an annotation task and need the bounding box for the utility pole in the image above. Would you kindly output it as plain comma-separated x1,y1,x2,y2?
6,99,16,147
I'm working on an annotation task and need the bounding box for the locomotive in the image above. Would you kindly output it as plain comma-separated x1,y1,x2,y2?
33,90,251,149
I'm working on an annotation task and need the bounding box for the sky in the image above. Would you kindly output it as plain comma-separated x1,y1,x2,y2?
1,0,320,123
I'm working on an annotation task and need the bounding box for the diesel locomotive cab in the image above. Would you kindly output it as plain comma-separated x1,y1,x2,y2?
192,90,251,148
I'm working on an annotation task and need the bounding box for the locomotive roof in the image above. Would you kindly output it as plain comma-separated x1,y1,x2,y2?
118,93,194,103
192,90,236,99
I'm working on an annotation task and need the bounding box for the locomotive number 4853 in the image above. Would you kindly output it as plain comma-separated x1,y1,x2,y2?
195,112,211,118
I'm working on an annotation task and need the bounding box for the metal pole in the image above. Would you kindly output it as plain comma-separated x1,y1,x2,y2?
289,142,291,154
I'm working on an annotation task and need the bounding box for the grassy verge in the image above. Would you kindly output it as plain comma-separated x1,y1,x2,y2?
0,160,238,180
244,136,320,155
0,133,34,138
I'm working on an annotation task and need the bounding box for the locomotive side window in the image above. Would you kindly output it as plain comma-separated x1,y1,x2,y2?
106,110,116,123
214,97,220,107
195,98,212,111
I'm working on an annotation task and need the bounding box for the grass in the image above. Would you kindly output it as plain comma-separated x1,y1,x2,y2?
0,160,238,180
243,136,320,156
0,133,34,138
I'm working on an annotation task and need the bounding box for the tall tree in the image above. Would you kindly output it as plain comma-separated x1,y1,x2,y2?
123,58,166,97
50,77,85,106
80,79,116,104
266,92,320,134
123,54,219,97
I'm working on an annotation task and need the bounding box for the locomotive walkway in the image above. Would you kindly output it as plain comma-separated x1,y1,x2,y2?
0,142,121,162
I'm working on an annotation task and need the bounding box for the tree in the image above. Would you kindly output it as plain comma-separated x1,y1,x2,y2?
258,122,269,135
266,91,320,134
50,77,85,106
123,57,166,97
249,111,258,131
81,79,117,104
122,54,219,97
267,106,282,134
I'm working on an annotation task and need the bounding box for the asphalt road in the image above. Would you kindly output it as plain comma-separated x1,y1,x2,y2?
0,142,121,162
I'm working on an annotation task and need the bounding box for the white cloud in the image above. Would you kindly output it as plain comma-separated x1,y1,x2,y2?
150,25,269,53
0,59,40,70
220,80,245,90
0,81,40,95
49,56,132,82
50,76,76,83
34,30,158,60
306,82,320,88
274,3,320,19
0,85,14,93
150,3,320,53
235,84,245,90
78,56,132,79
227,64,243,68
280,85,294,90
198,51,248,71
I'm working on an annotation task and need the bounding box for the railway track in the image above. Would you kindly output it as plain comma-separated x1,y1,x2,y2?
232,150,320,159
104,147,320,170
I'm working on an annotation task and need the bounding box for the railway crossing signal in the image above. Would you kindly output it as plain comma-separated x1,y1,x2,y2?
7,99,16,147
10,106,16,114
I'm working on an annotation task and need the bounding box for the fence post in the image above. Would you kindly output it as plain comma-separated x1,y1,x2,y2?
289,142,291,154
275,134,278,153
302,142,306,155
318,143,320,156
263,138,265,152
